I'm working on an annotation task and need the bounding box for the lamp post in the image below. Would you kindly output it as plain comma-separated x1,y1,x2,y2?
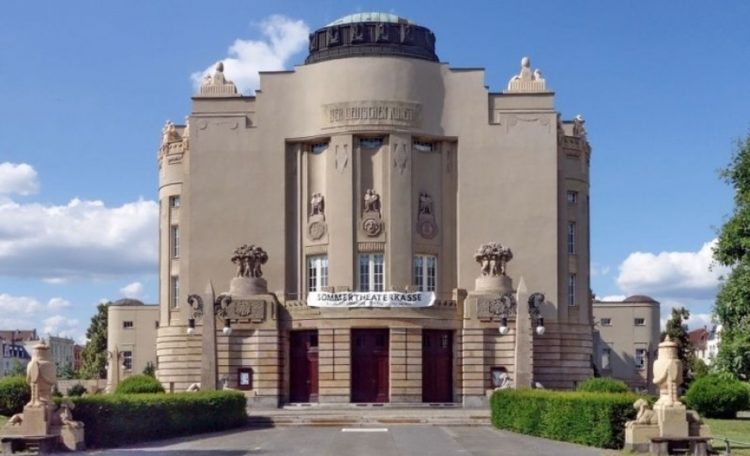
528,292,546,336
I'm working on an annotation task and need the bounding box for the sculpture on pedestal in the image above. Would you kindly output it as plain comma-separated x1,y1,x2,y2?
26,343,56,408
231,244,268,279
474,242,513,277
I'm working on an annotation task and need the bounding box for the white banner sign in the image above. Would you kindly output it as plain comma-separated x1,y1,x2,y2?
307,291,435,308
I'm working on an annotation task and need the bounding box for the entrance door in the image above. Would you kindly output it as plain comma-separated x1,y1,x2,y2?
289,330,318,402
351,329,389,403
422,330,453,403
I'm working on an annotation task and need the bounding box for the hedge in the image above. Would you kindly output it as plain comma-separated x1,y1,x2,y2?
0,376,30,416
65,391,247,447
576,377,630,394
491,389,637,449
114,374,165,394
684,374,750,418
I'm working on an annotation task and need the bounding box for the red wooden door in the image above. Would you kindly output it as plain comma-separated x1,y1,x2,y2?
351,329,389,403
290,330,318,403
422,330,453,403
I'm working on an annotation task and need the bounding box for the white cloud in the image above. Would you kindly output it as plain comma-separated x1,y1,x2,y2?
616,239,728,299
0,293,42,315
598,294,626,302
47,297,71,310
42,277,69,285
0,197,158,279
120,281,144,299
0,162,39,196
191,15,310,93
42,315,80,340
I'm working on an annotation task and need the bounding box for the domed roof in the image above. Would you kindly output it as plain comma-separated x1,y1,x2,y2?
111,298,145,306
623,295,658,304
327,12,415,27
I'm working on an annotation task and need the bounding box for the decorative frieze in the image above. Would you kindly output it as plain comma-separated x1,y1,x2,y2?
323,101,422,129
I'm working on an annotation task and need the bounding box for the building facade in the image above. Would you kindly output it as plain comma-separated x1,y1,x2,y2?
106,299,159,390
155,12,593,406
0,343,30,376
592,296,660,392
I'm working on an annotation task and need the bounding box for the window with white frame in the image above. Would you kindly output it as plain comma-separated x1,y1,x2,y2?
414,254,437,292
567,222,576,254
170,276,180,309
635,348,647,369
567,274,576,306
307,255,328,292
567,191,578,204
171,225,180,258
122,350,133,371
169,195,181,208
359,254,384,291
602,348,611,370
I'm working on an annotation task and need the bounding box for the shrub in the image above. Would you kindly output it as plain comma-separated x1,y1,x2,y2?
67,383,88,397
684,374,750,418
115,375,165,395
64,391,247,447
0,376,30,416
491,389,637,449
577,377,630,394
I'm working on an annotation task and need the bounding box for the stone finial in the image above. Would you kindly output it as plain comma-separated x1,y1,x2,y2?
231,244,268,278
573,114,587,139
506,56,549,93
198,61,239,97
160,120,181,147
474,242,513,277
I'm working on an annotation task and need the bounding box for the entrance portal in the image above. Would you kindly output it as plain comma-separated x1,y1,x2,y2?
422,329,453,402
351,329,389,403
289,330,318,403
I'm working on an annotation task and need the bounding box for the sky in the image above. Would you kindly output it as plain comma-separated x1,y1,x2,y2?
0,1,748,342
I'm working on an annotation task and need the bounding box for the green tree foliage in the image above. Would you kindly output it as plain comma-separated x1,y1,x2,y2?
0,376,30,415
714,133,750,380
662,307,695,388
684,374,750,418
58,363,79,380
5,359,26,377
142,361,155,378
115,375,165,394
80,302,109,379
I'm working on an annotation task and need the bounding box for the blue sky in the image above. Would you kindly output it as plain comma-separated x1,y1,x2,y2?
1,1,748,341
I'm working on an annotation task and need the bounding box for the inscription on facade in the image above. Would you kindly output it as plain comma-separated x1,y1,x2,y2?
323,101,422,128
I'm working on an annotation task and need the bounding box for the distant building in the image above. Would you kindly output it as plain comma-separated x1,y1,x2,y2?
0,343,31,376
592,296,660,392
106,299,159,390
22,336,75,370
0,329,38,344
691,324,721,365
73,344,83,371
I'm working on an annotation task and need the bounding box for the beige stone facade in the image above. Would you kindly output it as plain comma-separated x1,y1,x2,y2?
155,13,593,406
106,299,159,388
593,296,661,392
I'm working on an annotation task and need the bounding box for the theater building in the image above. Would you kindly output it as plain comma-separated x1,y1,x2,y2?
155,12,593,407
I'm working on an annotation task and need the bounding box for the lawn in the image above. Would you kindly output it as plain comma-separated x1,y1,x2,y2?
706,418,750,456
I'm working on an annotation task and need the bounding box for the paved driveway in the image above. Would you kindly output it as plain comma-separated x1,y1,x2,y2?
74,426,611,456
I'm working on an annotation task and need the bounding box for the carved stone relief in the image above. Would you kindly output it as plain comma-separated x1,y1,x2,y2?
392,142,409,175
477,293,517,322
361,189,384,237
335,144,348,173
416,192,438,240
307,193,327,241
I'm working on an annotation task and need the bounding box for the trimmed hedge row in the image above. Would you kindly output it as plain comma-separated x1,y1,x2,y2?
0,376,30,416
576,377,630,394
491,389,637,449
65,391,247,447
114,374,165,395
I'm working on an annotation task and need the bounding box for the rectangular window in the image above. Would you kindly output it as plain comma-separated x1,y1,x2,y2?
359,137,385,149
122,351,133,371
169,195,181,208
171,225,180,258
602,348,611,370
359,254,385,291
601,317,612,326
634,318,646,326
567,274,576,306
413,141,434,152
567,222,576,254
311,142,328,154
635,348,647,369
414,254,437,291
170,276,180,309
122,321,134,329
567,191,578,204
307,255,328,292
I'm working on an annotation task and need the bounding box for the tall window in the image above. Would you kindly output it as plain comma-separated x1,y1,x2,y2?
635,348,647,369
122,350,133,371
170,276,180,309
359,254,384,291
169,195,181,208
567,191,578,204
414,255,437,292
602,348,611,370
567,274,576,306
567,222,576,254
171,225,180,258
307,255,328,292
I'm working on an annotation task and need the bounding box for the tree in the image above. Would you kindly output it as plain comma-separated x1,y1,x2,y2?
80,302,109,379
142,361,155,378
662,307,694,389
57,363,79,380
5,359,26,377
714,132,750,380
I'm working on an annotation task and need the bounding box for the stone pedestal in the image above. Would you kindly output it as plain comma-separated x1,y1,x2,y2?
19,406,52,436
474,275,512,293
230,277,268,296
655,404,689,437
624,424,660,452
59,425,85,451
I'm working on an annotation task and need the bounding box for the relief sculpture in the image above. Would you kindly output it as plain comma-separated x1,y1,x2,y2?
416,192,438,239
361,189,384,237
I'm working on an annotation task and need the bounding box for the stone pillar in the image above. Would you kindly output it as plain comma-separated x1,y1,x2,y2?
319,327,351,403
461,327,487,407
327,136,354,289
385,134,413,289
513,277,533,389
390,327,422,403
201,282,218,390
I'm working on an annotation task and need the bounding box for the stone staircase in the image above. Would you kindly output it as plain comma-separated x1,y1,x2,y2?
246,405,491,428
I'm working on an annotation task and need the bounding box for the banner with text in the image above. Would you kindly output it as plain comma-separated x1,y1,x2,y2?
307,291,435,308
